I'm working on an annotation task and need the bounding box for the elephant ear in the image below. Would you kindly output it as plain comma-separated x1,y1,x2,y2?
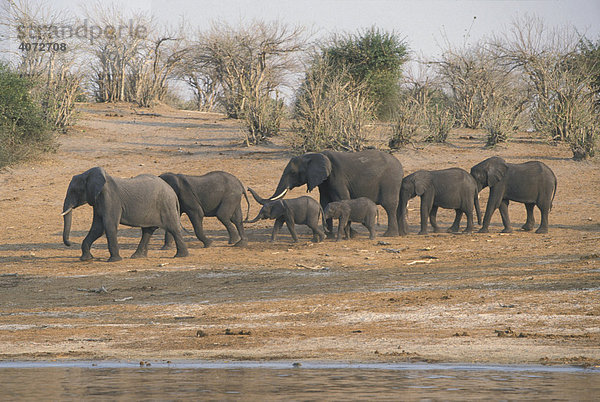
304,153,332,192
487,158,508,187
414,172,431,196
85,167,107,206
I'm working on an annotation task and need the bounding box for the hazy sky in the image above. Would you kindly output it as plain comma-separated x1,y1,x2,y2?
2,0,599,59
147,0,600,57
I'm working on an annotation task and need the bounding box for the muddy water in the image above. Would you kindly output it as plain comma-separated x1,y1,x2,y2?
1,361,598,400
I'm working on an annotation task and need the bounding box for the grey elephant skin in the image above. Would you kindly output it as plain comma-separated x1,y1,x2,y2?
62,167,188,262
245,192,325,243
470,156,557,234
324,197,378,241
159,171,249,248
399,168,482,235
250,150,403,237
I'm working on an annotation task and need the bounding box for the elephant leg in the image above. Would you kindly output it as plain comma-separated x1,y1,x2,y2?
447,209,462,233
463,208,474,233
80,214,104,261
479,189,502,233
336,217,347,241
307,218,324,243
522,203,535,231
231,207,247,247
430,206,443,233
536,204,550,234
103,217,122,262
365,218,376,240
132,227,157,258
382,202,399,237
499,199,513,233
218,215,240,245
164,226,189,258
162,212,183,250
419,195,434,235
285,218,298,242
186,208,212,248
271,218,284,242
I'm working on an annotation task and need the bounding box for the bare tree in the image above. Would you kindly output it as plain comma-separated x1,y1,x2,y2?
492,15,598,158
192,20,306,144
1,0,84,128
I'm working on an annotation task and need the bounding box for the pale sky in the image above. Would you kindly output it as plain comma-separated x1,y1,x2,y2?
3,0,599,59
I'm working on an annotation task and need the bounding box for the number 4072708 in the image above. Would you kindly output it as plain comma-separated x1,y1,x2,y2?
19,42,67,52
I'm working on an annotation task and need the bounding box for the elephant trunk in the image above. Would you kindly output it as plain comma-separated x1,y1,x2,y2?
62,207,73,246
244,212,263,224
268,177,290,201
248,187,270,205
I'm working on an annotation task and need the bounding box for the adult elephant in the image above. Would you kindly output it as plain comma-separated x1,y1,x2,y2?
62,167,188,262
470,156,557,234
250,150,403,237
159,171,249,248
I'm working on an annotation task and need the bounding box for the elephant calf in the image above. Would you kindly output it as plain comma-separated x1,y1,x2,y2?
160,171,249,248
62,167,188,262
324,197,378,241
471,156,557,234
245,194,325,243
399,168,482,235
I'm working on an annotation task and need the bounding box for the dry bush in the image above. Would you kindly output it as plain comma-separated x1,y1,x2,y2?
193,21,305,144
292,57,374,152
423,104,455,143
1,0,83,128
493,16,598,158
388,99,421,149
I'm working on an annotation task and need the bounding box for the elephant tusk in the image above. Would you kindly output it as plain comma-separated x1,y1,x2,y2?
270,188,288,201
61,207,73,216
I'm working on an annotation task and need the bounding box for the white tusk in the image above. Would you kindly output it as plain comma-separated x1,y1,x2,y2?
61,207,73,216
270,188,288,201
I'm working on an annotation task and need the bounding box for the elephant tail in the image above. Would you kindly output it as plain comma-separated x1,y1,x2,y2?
551,176,557,211
319,205,327,230
474,191,482,225
376,207,380,226
242,188,250,221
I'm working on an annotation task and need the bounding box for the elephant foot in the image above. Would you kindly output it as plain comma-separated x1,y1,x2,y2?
501,227,513,234
131,251,147,259
521,224,534,232
535,227,548,234
174,250,189,258
203,239,214,248
478,228,489,233
325,231,336,239
382,230,399,237
234,239,248,247
161,243,174,250
463,227,474,234
80,253,93,261
418,230,428,235
107,255,123,262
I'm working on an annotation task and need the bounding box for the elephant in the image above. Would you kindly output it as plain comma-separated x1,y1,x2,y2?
62,167,188,262
399,168,482,235
159,171,249,248
323,197,378,241
245,193,325,243
470,156,557,234
249,150,403,237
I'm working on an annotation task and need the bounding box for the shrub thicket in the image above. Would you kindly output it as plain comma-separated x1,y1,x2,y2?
0,64,54,167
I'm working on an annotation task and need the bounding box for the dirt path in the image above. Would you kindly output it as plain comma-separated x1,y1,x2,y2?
0,103,599,366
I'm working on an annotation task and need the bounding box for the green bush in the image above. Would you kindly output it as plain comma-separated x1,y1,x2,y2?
0,64,54,167
322,27,408,120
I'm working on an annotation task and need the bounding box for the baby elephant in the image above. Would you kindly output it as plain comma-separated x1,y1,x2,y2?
399,168,481,235
324,197,378,241
245,196,325,243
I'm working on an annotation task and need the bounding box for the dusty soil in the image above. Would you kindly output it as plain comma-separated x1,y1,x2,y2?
1,103,599,366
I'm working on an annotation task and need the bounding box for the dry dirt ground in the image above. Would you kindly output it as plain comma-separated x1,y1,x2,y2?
0,103,599,367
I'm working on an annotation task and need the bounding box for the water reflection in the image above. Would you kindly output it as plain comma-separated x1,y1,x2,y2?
1,362,598,400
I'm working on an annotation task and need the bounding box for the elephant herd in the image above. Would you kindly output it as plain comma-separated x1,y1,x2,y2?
61,150,557,262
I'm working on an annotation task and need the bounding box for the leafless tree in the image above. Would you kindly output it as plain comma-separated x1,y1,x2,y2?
1,0,84,127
